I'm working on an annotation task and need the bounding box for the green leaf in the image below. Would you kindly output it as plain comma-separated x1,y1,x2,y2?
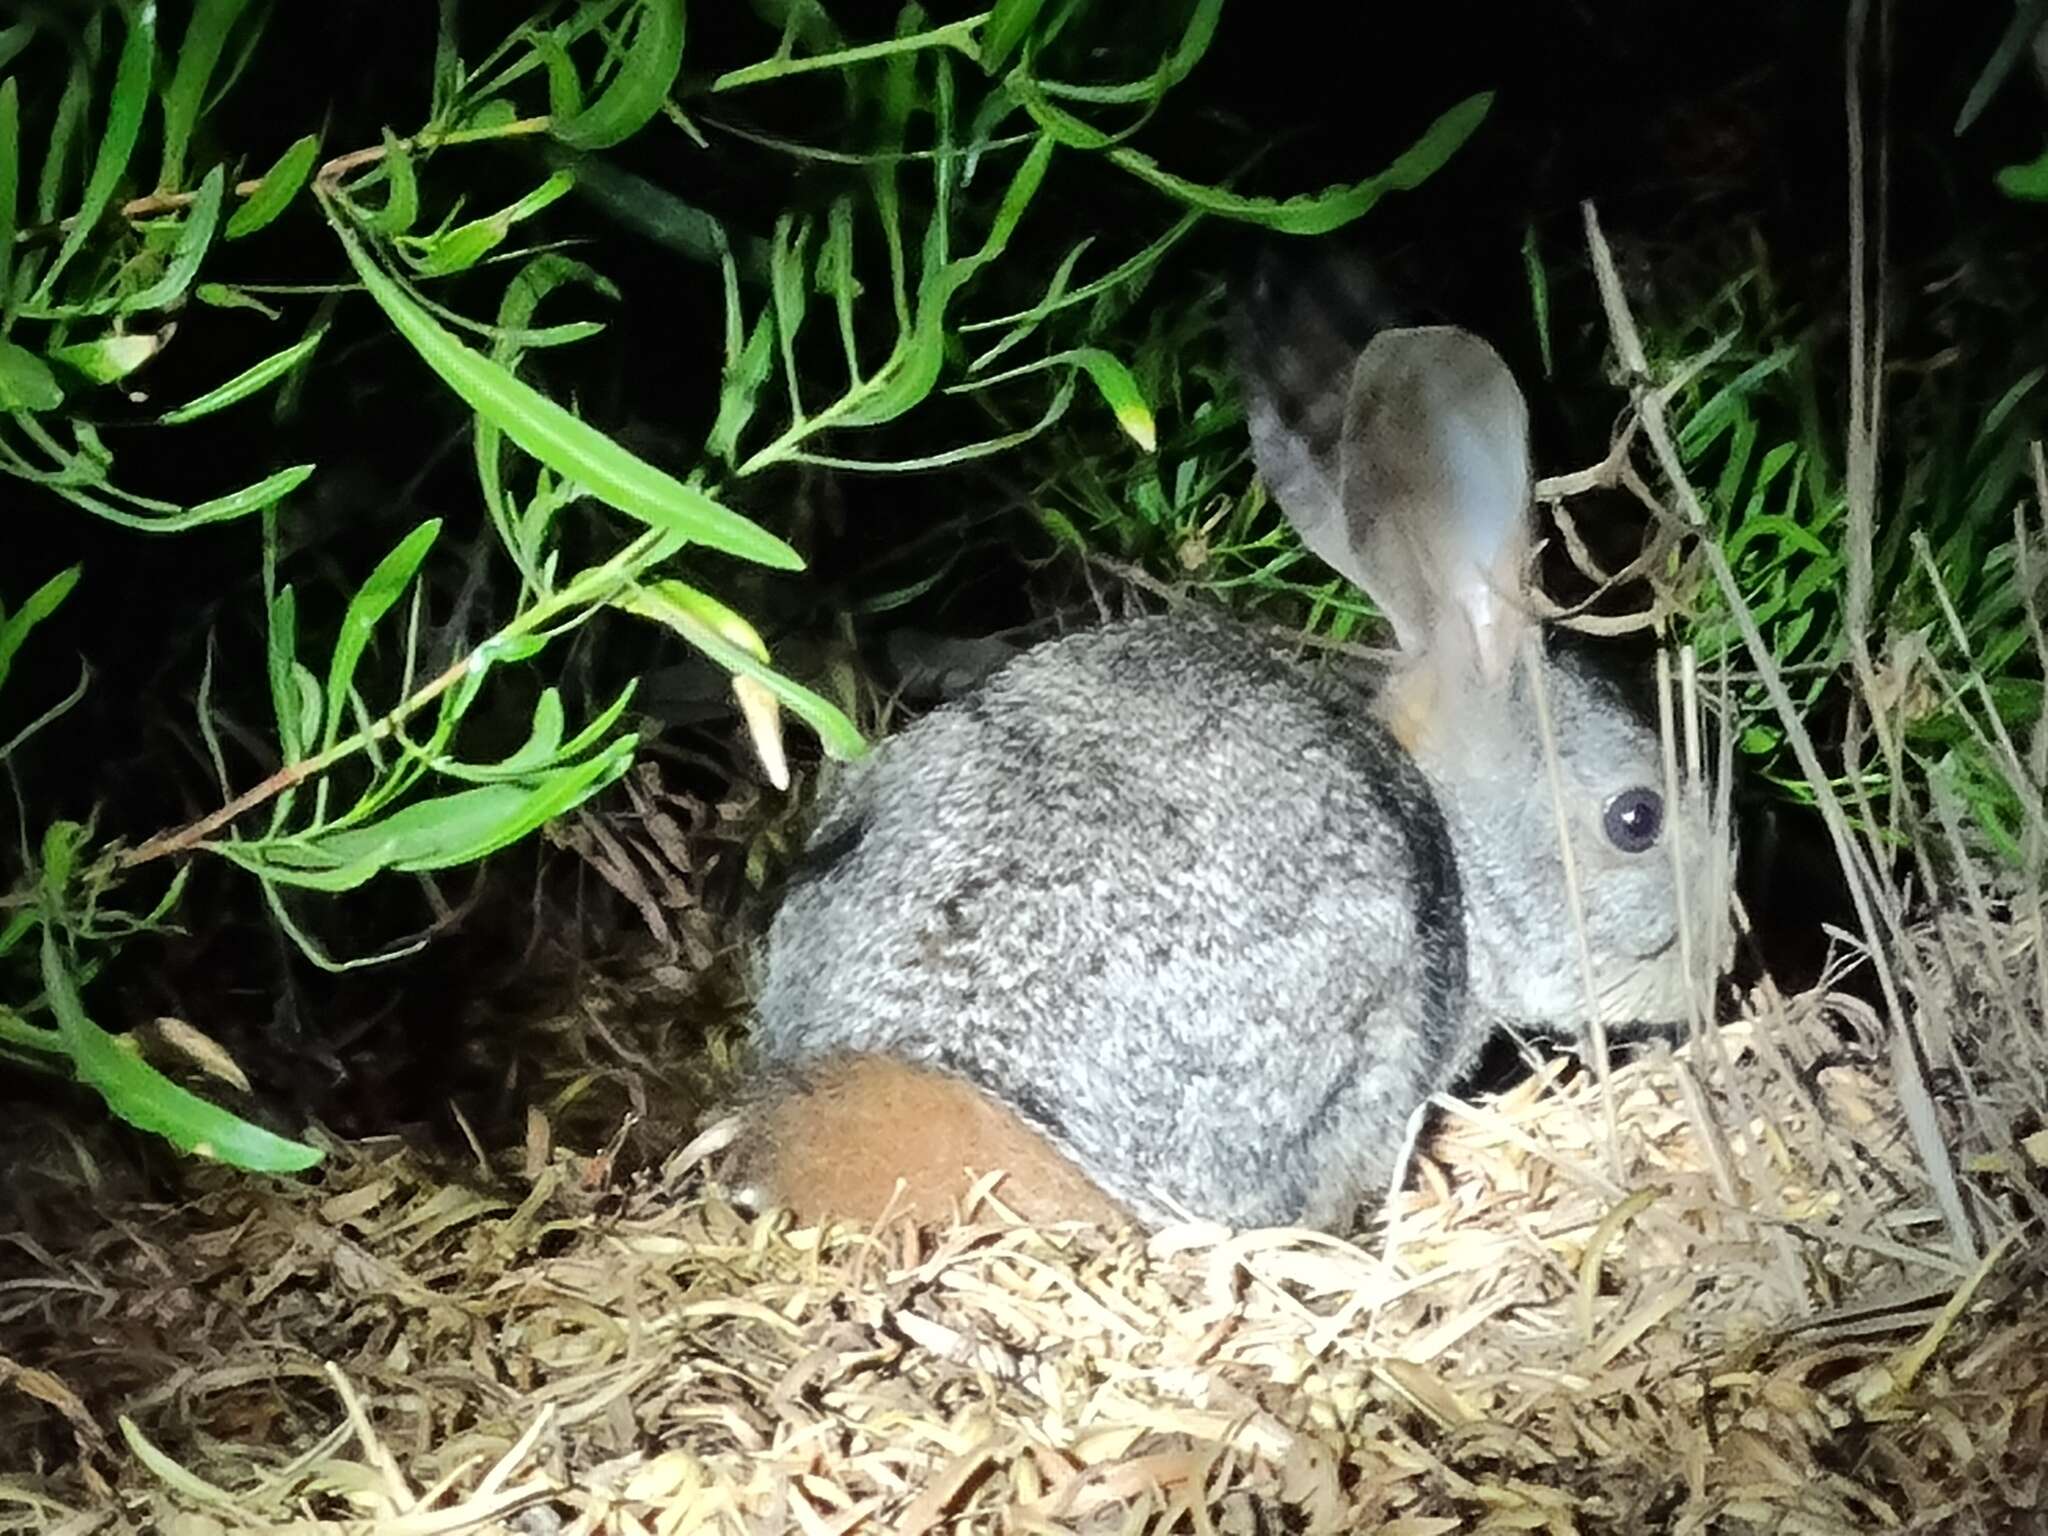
1995,144,2048,201
231,748,637,887
1007,71,1114,150
621,579,866,761
411,219,506,277
0,78,18,303
37,27,95,223
980,0,1048,74
226,132,319,239
322,520,441,753
435,689,567,782
328,214,802,570
47,332,165,384
123,163,224,312
956,345,1153,449
551,0,686,150
178,464,317,528
367,130,420,236
0,24,33,74
0,339,63,411
41,927,323,1174
195,282,282,316
827,133,1056,435
0,564,81,695
1108,91,1491,235
158,324,327,423
408,171,576,276
34,4,155,304
267,585,304,761
159,0,256,190
492,253,618,369
707,309,774,465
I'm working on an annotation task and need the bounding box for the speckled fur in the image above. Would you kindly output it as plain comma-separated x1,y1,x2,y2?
741,250,1725,1232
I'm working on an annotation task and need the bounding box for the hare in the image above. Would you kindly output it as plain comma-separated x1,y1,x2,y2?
733,250,1725,1233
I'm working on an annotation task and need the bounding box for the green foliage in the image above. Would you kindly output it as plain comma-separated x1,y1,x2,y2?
1,0,1490,1167
1628,265,2045,865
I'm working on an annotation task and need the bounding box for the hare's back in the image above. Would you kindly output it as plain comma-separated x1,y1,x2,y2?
751,613,1468,1227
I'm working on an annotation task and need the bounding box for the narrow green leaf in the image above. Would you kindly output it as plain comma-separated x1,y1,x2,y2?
159,0,255,190
195,282,282,316
367,129,419,236
0,24,33,74
411,220,506,277
0,78,18,303
438,690,566,782
552,0,685,150
328,213,802,570
770,212,812,413
37,30,94,223
707,310,774,465
828,135,1055,434
225,132,318,239
621,580,866,761
267,585,303,761
980,0,1048,74
1007,71,1114,150
123,164,224,312
0,339,63,411
180,464,316,527
159,325,327,424
1522,223,1553,379
536,28,585,123
492,253,617,369
410,171,575,275
999,346,1153,448
34,5,156,304
554,679,639,759
40,928,322,1173
322,520,441,753
1108,91,1491,235
0,565,81,694
237,747,637,884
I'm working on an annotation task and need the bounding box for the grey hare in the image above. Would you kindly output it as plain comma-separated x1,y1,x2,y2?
733,251,1724,1233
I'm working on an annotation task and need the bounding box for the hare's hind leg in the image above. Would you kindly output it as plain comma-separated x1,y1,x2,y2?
734,1054,1133,1228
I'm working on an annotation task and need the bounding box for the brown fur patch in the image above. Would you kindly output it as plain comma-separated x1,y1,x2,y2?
739,1055,1131,1228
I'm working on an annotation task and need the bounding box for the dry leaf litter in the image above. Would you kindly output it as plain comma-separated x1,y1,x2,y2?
1,907,2044,1535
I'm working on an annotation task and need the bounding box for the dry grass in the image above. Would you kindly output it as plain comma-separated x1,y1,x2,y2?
2,904,2042,1535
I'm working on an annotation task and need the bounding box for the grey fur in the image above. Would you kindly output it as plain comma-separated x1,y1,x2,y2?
748,255,1725,1232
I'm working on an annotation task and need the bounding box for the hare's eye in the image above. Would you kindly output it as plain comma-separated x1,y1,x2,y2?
1602,787,1664,854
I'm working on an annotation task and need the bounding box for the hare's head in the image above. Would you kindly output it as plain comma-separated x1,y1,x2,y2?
1237,251,1730,1036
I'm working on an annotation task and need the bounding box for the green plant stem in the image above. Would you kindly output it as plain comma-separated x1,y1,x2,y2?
118,527,667,868
710,14,990,92
12,117,554,247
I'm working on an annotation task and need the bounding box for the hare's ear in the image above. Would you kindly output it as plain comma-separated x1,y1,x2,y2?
1337,326,1533,682
1234,246,1404,601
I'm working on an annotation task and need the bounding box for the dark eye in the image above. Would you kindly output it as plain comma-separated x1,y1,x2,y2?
1602,787,1664,854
